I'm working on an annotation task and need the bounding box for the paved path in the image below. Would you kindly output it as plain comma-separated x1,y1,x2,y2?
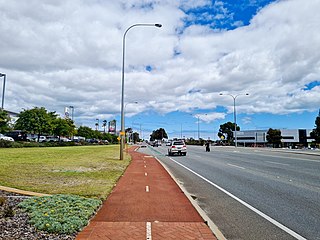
76,147,217,240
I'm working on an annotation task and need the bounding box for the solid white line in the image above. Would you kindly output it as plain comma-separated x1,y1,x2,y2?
146,186,149,192
169,157,307,240
146,222,152,240
266,161,290,166
227,163,245,170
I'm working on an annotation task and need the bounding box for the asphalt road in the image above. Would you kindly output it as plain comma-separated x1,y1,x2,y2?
139,145,320,240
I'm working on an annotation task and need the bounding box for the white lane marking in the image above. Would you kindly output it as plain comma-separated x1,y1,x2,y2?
169,157,307,240
144,165,147,168
145,172,148,176
146,186,149,192
266,161,290,166
227,163,245,170
146,222,152,240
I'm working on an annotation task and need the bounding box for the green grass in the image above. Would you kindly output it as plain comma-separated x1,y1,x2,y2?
0,145,130,199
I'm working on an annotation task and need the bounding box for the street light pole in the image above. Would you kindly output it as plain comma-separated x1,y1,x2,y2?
220,93,249,147
191,114,207,140
0,73,6,110
69,106,74,121
120,23,162,160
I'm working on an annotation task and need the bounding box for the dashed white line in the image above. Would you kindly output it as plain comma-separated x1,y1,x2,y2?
169,157,307,240
227,163,245,170
146,186,149,192
146,222,152,240
145,172,148,176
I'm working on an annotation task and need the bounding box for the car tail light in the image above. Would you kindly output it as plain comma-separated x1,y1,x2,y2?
172,146,176,148
183,145,186,147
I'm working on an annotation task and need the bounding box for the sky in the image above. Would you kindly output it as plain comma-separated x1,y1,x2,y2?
0,0,320,140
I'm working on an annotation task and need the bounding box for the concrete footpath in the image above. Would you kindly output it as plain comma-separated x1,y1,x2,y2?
76,147,218,240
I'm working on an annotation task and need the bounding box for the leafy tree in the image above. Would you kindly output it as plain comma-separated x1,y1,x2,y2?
150,128,168,141
310,111,320,144
15,107,57,141
266,128,282,148
0,109,10,133
132,132,140,143
53,118,75,140
218,122,239,143
77,126,95,139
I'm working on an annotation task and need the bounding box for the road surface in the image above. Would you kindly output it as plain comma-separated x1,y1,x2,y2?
139,145,320,240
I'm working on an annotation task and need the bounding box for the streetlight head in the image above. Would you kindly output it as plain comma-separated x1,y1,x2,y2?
219,93,223,95
0,73,5,77
155,23,162,28
245,93,249,95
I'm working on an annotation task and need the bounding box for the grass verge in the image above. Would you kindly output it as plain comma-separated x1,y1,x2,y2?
0,145,130,199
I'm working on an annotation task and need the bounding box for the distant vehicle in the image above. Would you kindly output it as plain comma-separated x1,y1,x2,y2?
166,140,172,146
168,140,187,156
60,137,71,142
46,136,59,142
0,133,14,142
5,130,28,141
38,136,47,142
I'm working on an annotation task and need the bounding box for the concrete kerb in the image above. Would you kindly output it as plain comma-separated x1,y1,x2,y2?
145,149,227,240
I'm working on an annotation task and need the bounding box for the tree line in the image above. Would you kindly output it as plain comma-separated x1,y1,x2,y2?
0,107,118,143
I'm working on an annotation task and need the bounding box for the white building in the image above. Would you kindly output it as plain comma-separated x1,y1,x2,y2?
235,129,315,148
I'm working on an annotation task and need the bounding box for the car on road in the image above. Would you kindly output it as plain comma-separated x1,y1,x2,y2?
168,140,187,156
0,133,14,142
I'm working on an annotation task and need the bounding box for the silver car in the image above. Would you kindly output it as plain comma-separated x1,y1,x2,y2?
168,140,187,156
0,133,14,142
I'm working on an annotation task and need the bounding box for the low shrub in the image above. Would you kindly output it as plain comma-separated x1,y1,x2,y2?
18,195,101,234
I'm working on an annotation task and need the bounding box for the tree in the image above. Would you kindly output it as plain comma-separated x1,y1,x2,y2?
15,107,56,141
77,126,95,139
150,128,168,141
310,111,320,144
53,118,76,140
132,132,140,143
266,128,282,148
218,122,239,144
102,120,107,133
0,109,10,133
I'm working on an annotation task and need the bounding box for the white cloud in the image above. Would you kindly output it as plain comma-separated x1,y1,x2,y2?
1,0,320,128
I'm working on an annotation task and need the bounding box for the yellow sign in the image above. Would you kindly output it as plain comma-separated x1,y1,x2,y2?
117,137,121,141
120,131,125,136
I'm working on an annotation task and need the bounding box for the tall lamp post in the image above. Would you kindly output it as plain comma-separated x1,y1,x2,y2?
220,93,249,147
120,23,162,160
191,114,207,140
95,118,99,131
0,73,6,110
69,106,74,121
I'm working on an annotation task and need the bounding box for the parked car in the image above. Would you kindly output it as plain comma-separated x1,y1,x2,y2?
0,133,14,142
168,140,187,156
5,130,28,141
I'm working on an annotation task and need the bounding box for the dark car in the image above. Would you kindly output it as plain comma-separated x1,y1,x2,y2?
5,130,29,141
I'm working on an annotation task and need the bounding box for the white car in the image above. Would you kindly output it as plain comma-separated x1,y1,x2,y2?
0,133,14,142
168,140,187,156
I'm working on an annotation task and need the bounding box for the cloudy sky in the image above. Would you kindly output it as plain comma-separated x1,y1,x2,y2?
1,0,320,139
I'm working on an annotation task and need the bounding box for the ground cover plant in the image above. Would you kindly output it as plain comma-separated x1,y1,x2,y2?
18,194,101,234
0,145,130,199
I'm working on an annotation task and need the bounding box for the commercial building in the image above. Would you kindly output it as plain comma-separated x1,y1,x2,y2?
235,129,314,148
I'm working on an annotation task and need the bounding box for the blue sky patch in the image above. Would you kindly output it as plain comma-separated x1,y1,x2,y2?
181,0,276,30
304,80,320,90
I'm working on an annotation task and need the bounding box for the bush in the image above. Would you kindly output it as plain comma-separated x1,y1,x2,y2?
18,195,101,234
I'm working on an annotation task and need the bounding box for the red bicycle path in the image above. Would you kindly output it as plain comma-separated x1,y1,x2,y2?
76,146,218,240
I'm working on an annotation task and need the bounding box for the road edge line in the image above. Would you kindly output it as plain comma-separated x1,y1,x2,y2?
154,156,226,240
